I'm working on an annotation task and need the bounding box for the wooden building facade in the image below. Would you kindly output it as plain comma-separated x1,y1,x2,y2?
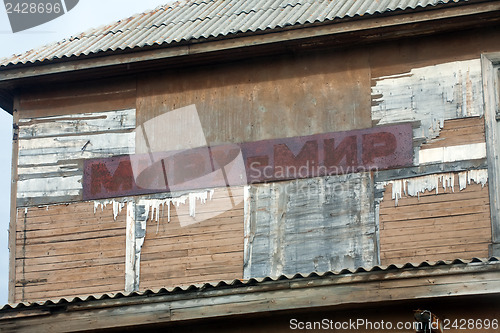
0,0,499,331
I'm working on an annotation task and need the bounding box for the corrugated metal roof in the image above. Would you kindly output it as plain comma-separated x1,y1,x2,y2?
0,0,469,67
1,257,497,311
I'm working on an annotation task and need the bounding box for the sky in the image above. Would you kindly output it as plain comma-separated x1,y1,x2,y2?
0,0,175,305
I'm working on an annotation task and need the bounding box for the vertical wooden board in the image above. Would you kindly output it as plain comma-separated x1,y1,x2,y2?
378,173,491,265
244,173,377,279
9,99,20,304
136,48,371,147
15,201,127,303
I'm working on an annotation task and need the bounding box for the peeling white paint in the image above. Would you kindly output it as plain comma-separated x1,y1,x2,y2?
17,176,81,199
419,143,486,164
94,189,216,223
386,169,488,206
18,109,136,139
17,109,136,204
459,169,489,191
93,199,125,220
372,59,483,142
137,189,215,224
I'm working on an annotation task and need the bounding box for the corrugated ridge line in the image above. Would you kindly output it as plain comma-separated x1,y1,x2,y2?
1,257,497,311
0,0,470,67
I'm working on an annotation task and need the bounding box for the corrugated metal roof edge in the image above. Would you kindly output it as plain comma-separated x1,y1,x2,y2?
0,0,481,69
1,257,497,311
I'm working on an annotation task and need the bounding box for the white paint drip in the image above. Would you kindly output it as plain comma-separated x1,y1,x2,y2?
93,189,215,224
93,199,125,220
386,170,488,206
461,169,488,190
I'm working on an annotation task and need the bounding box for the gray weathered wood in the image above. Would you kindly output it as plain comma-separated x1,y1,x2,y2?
482,53,500,256
244,173,377,279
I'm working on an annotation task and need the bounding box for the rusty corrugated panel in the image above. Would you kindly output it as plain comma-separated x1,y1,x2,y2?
0,257,497,310
0,0,468,67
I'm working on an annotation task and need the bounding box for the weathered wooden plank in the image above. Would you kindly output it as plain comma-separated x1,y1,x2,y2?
379,203,489,222
9,99,20,304
381,221,490,237
18,235,126,258
394,251,490,263
381,242,489,260
482,53,500,256
16,255,125,273
140,263,243,282
18,109,135,139
380,230,491,251
18,249,125,265
381,212,491,230
16,227,125,245
17,280,125,299
244,173,377,279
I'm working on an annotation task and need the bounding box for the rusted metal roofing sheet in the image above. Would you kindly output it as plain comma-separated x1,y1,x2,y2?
0,257,497,310
0,0,469,67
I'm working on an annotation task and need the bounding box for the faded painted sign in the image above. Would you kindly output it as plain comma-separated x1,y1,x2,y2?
83,124,413,200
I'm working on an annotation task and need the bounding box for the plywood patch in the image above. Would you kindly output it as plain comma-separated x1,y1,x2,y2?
378,173,491,265
244,173,377,279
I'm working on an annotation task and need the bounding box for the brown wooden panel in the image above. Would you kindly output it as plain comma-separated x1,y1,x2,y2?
136,48,372,147
139,192,244,291
421,117,485,149
18,77,136,118
379,177,491,265
14,202,126,303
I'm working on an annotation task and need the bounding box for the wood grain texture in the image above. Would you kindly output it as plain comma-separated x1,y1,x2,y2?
136,48,371,147
420,117,485,149
14,202,126,303
379,175,491,265
244,173,377,279
137,187,245,290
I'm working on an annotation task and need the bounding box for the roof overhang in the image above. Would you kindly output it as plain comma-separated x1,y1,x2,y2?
1,0,500,113
0,258,499,332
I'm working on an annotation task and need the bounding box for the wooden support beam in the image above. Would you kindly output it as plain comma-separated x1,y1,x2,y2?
482,53,500,256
